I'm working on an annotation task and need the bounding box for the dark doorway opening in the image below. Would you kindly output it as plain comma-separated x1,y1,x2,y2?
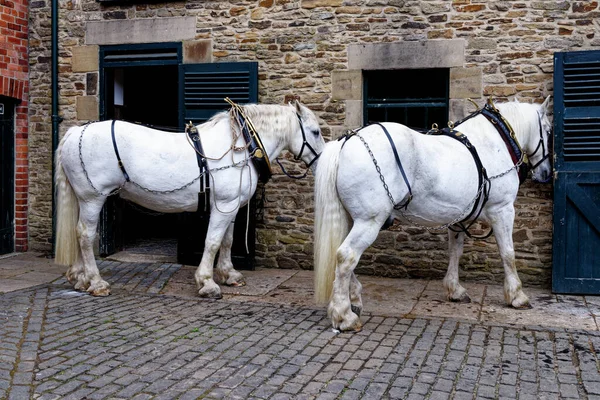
103,64,180,261
0,97,15,255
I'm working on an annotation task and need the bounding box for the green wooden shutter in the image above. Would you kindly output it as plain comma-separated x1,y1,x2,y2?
553,50,600,294
179,62,258,127
177,61,259,270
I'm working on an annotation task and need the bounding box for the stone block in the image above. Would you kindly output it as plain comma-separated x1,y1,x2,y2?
332,70,362,100
345,100,363,128
450,67,482,99
86,17,196,45
183,40,212,64
348,39,465,70
71,46,99,73
76,96,98,121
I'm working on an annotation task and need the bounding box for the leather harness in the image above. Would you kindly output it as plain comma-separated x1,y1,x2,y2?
339,100,533,238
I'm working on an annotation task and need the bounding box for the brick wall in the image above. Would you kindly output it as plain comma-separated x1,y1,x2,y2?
27,0,600,286
1,0,28,252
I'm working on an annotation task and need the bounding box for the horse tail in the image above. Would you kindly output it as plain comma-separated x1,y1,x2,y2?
55,127,80,266
314,139,350,305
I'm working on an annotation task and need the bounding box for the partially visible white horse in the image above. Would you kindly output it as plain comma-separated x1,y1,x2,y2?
55,101,324,298
314,98,553,331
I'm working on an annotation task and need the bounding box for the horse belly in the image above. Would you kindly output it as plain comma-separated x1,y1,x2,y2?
119,187,200,213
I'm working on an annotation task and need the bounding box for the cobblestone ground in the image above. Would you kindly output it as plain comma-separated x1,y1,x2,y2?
2,263,600,399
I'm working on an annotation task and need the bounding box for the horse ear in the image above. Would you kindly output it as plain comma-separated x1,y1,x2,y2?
294,99,304,115
541,95,551,112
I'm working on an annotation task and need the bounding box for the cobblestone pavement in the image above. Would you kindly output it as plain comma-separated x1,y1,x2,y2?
2,261,600,400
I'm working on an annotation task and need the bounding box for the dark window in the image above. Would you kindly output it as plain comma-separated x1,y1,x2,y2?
364,69,449,130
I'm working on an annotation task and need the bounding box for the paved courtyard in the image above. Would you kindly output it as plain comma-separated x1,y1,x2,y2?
2,253,600,399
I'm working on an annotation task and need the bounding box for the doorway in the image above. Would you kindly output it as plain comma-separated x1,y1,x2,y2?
0,97,15,255
102,64,180,262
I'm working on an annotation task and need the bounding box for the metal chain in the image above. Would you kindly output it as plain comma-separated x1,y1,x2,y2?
357,132,491,233
356,134,398,209
78,122,252,197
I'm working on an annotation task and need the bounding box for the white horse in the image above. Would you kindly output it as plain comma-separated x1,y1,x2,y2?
55,101,324,298
314,98,553,331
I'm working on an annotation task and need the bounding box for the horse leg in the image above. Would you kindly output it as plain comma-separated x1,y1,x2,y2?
491,207,531,309
195,212,236,298
443,231,471,303
349,272,363,317
76,199,110,296
214,221,246,287
329,221,381,332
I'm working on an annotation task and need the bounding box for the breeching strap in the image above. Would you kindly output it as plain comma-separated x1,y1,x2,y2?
111,120,131,182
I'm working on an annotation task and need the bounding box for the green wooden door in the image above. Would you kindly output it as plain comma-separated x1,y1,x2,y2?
553,50,600,294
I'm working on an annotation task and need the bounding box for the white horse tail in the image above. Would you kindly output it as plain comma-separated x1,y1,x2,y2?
314,140,350,305
54,128,80,266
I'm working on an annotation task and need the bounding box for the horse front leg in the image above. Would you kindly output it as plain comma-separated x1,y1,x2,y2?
329,221,381,332
76,200,110,296
490,206,531,309
195,212,236,298
443,230,471,303
214,221,246,287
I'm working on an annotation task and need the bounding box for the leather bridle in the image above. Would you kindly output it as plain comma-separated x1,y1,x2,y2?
276,113,321,180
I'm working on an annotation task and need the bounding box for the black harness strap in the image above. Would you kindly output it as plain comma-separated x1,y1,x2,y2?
339,124,413,209
110,120,130,182
375,123,413,210
185,124,210,212
453,100,529,185
435,127,492,239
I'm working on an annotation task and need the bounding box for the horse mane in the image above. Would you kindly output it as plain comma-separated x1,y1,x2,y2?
196,104,296,145
495,101,541,143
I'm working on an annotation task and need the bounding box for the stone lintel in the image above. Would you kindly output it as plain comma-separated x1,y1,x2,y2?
71,45,99,73
449,67,482,99
76,96,98,121
348,39,466,70
86,17,196,45
332,70,362,101
183,39,213,64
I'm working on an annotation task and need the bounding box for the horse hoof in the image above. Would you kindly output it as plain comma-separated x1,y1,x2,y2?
351,305,363,317
87,281,110,297
512,302,533,310
90,288,111,297
450,294,471,304
198,287,223,299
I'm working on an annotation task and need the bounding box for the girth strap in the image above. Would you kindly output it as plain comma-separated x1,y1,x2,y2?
437,127,492,238
111,120,130,182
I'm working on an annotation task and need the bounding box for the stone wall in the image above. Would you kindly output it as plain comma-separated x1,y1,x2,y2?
27,0,599,286
1,0,29,252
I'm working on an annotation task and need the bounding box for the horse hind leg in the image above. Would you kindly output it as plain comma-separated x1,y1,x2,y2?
490,207,531,309
75,199,110,296
214,222,246,287
329,220,382,332
349,272,363,317
443,230,471,303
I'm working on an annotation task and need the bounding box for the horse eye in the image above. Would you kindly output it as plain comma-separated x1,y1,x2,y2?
311,129,320,136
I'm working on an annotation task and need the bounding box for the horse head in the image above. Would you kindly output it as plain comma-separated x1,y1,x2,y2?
287,100,325,171
526,96,553,183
